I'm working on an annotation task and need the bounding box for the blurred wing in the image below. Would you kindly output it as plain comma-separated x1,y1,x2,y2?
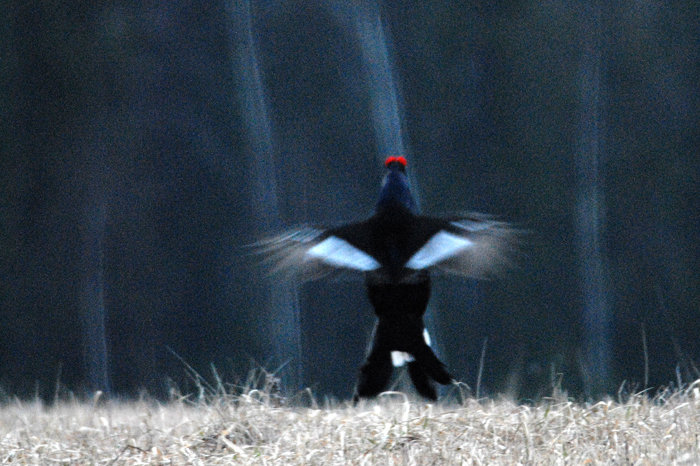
307,234,379,271
405,213,519,279
250,221,378,282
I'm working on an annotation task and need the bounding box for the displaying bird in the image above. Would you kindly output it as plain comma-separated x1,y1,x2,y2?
255,156,516,401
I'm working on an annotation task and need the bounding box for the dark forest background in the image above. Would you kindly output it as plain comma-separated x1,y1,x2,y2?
1,0,697,401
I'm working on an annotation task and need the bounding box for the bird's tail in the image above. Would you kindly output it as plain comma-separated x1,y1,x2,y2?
407,360,437,400
402,327,454,387
410,342,453,386
355,322,453,401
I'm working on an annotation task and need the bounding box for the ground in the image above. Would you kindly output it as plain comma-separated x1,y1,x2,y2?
1,378,699,465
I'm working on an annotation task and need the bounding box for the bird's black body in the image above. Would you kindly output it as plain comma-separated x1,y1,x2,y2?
357,183,452,400
257,157,515,401
360,275,453,400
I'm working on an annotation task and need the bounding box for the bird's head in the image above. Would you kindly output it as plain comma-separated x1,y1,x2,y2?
376,156,417,214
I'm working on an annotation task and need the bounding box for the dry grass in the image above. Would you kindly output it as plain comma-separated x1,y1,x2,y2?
1,378,699,465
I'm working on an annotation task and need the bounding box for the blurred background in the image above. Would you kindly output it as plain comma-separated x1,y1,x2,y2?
1,0,697,401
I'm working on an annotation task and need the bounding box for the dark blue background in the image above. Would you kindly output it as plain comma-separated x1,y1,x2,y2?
1,0,697,400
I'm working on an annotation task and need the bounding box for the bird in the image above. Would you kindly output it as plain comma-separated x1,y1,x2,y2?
254,156,517,401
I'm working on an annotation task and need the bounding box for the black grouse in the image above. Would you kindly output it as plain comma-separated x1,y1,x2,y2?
256,156,516,401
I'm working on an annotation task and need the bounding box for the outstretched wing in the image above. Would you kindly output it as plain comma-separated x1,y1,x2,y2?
251,212,519,282
404,213,519,279
249,220,379,282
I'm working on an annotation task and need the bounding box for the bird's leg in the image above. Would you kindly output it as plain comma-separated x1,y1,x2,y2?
354,344,393,401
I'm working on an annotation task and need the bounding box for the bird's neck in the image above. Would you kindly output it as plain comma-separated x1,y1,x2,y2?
376,170,417,215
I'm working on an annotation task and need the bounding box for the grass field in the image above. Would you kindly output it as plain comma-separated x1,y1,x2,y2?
1,376,699,465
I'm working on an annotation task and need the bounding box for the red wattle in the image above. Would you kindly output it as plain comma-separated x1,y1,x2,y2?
384,156,407,167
